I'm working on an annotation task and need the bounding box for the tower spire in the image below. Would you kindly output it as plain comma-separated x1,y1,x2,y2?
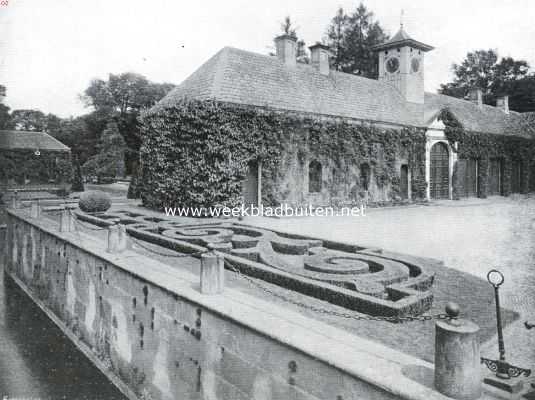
400,9,404,29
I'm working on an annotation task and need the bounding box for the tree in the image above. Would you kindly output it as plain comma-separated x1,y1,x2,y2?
326,8,348,71
296,39,310,64
0,85,9,130
325,3,389,78
82,121,126,179
280,15,297,38
71,155,85,192
439,49,531,108
0,103,10,130
503,75,535,112
8,109,47,131
82,73,175,174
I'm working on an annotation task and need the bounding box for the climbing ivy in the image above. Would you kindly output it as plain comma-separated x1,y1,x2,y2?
0,150,71,186
139,99,428,210
439,108,535,197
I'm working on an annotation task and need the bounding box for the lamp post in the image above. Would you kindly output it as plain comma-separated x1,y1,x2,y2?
480,270,531,387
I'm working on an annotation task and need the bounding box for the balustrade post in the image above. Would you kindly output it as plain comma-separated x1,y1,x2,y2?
11,191,20,209
434,302,482,400
200,252,224,294
59,208,74,232
30,200,41,218
107,224,128,253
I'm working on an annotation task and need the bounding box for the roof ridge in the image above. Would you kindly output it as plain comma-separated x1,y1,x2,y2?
222,46,416,105
38,130,71,150
210,47,231,98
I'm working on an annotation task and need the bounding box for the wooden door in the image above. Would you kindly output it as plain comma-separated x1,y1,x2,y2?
430,142,449,199
511,160,523,193
463,158,478,197
400,165,409,199
456,158,478,198
488,158,503,196
242,161,258,206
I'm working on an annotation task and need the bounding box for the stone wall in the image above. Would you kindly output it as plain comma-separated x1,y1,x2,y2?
3,209,450,400
269,133,411,206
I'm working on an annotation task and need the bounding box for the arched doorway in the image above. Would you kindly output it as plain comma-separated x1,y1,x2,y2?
430,142,450,199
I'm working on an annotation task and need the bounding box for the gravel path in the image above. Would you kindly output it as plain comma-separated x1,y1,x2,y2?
244,195,535,370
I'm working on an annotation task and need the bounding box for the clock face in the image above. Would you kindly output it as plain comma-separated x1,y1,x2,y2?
385,57,400,73
411,57,420,73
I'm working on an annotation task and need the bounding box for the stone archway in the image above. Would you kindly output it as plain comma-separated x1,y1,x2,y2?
430,142,450,199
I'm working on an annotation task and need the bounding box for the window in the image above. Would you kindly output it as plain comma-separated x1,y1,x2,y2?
308,161,322,193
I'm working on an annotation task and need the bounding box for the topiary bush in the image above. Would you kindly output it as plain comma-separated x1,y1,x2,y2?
78,190,112,213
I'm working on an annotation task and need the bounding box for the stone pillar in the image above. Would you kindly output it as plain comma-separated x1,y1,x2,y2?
434,303,482,400
107,225,128,253
200,252,224,294
59,208,74,232
30,200,41,218
11,191,20,209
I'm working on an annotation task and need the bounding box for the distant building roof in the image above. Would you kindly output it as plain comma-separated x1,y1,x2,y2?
156,46,535,138
424,93,535,138
0,130,70,152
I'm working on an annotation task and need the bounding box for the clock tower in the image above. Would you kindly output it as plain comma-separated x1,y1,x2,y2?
372,26,434,104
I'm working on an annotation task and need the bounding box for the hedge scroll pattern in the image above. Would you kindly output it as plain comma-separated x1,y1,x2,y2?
78,209,436,317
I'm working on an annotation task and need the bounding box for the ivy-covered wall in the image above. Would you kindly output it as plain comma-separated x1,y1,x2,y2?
439,109,535,198
0,150,71,186
139,99,427,210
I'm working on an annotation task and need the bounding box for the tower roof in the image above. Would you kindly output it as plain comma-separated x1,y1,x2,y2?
372,27,434,52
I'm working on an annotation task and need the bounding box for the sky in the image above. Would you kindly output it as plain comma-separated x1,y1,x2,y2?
1,0,534,118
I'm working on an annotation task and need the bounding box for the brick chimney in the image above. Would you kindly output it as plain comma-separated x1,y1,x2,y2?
496,95,510,114
466,88,483,109
274,34,297,67
309,43,332,76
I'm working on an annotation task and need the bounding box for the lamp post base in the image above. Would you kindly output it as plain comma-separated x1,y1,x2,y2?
484,375,524,398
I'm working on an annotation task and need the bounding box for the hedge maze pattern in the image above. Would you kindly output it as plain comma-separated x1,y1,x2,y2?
79,210,435,318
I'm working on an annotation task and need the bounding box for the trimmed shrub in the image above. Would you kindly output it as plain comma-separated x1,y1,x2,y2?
79,190,112,213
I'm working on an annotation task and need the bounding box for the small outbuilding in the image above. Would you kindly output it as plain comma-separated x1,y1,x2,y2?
0,129,71,188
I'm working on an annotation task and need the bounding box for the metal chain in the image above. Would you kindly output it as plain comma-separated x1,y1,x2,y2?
69,210,206,258
130,235,208,258
224,260,450,323
65,210,449,323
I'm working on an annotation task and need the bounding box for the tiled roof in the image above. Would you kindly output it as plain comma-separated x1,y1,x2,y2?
424,93,535,138
156,47,426,127
156,46,535,138
0,130,70,152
